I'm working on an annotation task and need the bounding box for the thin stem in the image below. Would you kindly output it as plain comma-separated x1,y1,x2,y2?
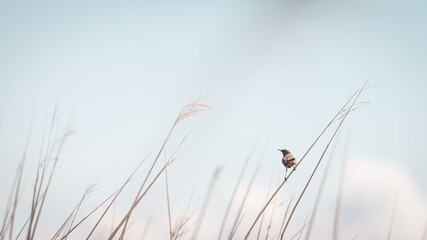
333,139,349,240
264,204,276,240
165,155,173,240
84,154,148,239
281,83,365,239
304,154,334,240
277,195,294,240
27,106,57,240
256,211,266,240
297,216,308,240
421,218,427,240
31,127,75,239
118,117,179,240
108,159,175,240
244,88,360,240
228,166,259,240
218,140,256,240
190,167,222,240
387,192,398,240
140,216,152,240
4,109,34,240
118,100,207,239
228,214,244,240
289,220,311,240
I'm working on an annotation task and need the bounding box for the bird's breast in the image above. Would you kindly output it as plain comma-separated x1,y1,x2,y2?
282,157,296,168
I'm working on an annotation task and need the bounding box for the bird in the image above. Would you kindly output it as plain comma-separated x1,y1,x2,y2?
279,149,297,180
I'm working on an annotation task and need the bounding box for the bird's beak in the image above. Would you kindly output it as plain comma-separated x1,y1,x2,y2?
278,149,281,151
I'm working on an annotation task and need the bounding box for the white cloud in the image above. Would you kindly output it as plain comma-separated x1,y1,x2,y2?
335,157,427,240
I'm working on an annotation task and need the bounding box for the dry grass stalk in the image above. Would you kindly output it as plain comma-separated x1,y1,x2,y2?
4,108,74,240
108,158,175,240
0,111,34,240
264,203,278,240
0,175,17,240
297,216,308,240
333,141,349,240
29,126,75,240
51,210,73,239
164,131,193,240
228,214,244,240
190,167,222,240
229,139,268,240
421,218,427,240
172,213,193,240
62,188,119,240
255,166,276,240
116,100,211,239
16,107,76,240
177,101,213,122
164,154,173,240
280,83,365,239
288,219,311,240
228,165,260,240
5,114,49,240
217,142,255,240
84,154,149,239
27,107,58,240
386,192,398,240
218,156,250,240
0,90,382,240
8,144,28,240
172,183,198,240
256,211,266,240
244,88,361,240
277,195,294,240
304,156,333,240
334,101,378,123
140,216,152,240
0,161,17,239
65,184,97,239
51,184,96,240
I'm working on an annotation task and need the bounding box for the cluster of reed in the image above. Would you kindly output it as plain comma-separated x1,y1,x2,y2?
2,83,414,240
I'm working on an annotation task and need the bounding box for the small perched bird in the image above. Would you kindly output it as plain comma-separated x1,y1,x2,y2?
279,149,296,180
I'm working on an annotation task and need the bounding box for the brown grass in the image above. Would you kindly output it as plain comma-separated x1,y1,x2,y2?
304,151,334,240
165,154,173,240
386,192,398,240
217,141,255,240
333,139,349,240
190,167,222,240
84,154,149,239
139,215,152,240
228,161,260,240
280,83,365,239
422,217,427,240
244,86,363,240
277,195,294,240
289,219,311,240
1,87,400,240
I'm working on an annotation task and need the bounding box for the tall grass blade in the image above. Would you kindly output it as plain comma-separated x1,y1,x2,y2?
244,88,361,239
190,167,222,240
280,83,366,239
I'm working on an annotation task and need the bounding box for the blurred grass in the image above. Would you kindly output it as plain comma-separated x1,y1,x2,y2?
1,85,408,240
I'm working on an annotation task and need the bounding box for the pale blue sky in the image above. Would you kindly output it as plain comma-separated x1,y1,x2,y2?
1,0,426,239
